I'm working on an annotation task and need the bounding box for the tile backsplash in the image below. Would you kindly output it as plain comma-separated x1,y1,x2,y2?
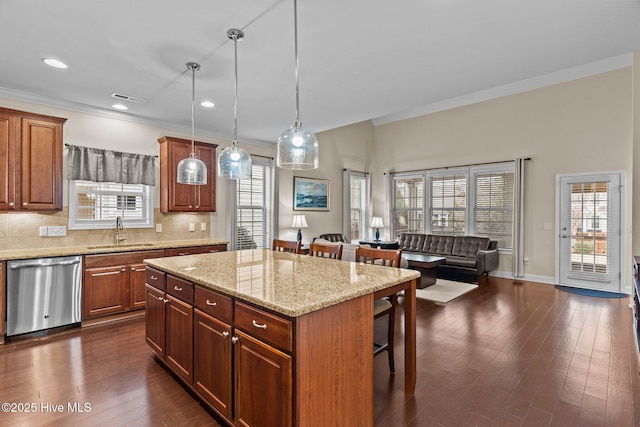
0,208,211,250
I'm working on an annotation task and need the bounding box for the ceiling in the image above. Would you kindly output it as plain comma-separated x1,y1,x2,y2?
1,0,640,145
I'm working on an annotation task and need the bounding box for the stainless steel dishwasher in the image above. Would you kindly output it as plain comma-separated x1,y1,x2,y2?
6,255,83,337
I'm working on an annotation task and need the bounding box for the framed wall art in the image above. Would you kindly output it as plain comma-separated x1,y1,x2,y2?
293,177,330,211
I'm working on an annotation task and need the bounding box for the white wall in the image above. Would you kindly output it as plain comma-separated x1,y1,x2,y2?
372,68,633,285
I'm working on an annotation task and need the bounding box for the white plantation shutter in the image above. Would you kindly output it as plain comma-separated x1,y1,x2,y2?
391,173,425,237
234,158,273,250
473,167,514,249
429,171,467,236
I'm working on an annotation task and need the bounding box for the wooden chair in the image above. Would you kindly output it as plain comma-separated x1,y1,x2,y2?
308,242,343,260
355,246,403,373
272,239,302,254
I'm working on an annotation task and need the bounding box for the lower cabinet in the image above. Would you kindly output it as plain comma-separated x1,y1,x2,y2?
145,271,293,427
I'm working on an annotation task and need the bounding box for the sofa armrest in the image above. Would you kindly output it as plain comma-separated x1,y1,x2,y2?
476,249,499,275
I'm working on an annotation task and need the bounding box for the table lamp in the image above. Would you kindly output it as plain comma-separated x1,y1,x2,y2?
370,217,384,241
291,214,309,242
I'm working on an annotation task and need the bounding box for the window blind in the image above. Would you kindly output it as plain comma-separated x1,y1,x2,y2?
235,159,272,249
474,170,514,249
430,173,467,236
392,174,424,236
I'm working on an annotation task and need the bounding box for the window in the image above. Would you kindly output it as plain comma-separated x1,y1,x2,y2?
233,158,273,250
472,166,514,249
391,174,424,236
349,172,366,241
69,181,153,229
391,163,515,250
429,171,467,236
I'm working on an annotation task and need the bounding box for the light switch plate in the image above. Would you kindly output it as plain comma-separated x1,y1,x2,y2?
156,223,162,232
47,225,67,237
189,223,195,232
200,223,206,231
39,226,48,237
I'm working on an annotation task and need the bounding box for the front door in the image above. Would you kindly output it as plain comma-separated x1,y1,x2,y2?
557,173,622,292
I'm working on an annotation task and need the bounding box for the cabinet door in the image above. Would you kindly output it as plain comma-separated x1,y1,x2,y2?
0,112,16,210
234,329,292,427
194,309,232,421
145,284,166,357
166,294,194,383
20,116,63,210
129,263,148,310
194,143,216,212
166,140,195,212
83,265,128,318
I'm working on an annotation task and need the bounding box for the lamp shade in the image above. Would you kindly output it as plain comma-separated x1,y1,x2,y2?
177,154,208,184
370,217,384,228
218,144,251,179
291,214,309,228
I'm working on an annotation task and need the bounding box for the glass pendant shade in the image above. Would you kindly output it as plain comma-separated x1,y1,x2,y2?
177,153,208,184
218,142,251,179
177,62,207,185
276,0,318,170
218,28,252,180
276,123,319,170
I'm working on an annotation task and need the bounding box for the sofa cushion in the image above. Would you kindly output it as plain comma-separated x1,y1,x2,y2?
398,233,426,252
451,236,490,257
423,235,455,255
444,255,478,269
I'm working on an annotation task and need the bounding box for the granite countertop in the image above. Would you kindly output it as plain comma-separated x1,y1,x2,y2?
0,239,228,261
145,249,420,317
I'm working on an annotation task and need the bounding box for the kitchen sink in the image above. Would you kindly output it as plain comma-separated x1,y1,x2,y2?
87,243,156,250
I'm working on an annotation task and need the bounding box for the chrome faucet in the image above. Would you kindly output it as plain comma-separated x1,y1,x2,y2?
115,216,127,245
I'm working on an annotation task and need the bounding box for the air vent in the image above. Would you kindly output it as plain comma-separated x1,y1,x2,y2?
110,92,146,103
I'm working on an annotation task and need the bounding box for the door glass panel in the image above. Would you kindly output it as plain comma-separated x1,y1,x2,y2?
570,181,608,276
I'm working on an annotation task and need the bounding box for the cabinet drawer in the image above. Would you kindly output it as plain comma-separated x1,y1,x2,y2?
146,267,166,291
167,275,194,304
195,286,232,324
234,302,292,353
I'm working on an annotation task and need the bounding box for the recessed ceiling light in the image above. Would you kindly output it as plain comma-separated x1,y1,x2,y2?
42,58,68,69
112,104,128,110
200,101,215,108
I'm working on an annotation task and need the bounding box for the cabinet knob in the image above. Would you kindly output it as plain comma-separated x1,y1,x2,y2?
231,336,239,344
8,202,14,207
131,267,136,271
222,331,229,338
158,296,164,301
195,205,200,209
163,299,169,303
22,202,27,206
121,268,126,272
189,205,193,209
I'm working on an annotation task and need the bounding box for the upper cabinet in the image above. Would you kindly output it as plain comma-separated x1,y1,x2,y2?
158,136,217,213
0,107,66,212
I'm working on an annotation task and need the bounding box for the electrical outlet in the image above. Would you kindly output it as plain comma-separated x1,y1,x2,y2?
200,223,206,231
39,226,48,237
189,223,195,232
155,223,163,232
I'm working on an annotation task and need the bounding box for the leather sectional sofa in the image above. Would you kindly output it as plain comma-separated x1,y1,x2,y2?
397,233,499,278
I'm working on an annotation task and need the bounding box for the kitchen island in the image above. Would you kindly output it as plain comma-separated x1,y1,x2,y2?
144,249,420,427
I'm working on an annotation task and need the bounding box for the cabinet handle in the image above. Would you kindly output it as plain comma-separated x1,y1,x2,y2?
158,296,164,301
131,267,136,271
231,336,239,344
121,268,126,272
209,250,219,253
22,202,28,206
195,205,200,209
8,202,14,207
163,299,169,303
150,275,157,280
179,252,189,256
252,320,267,330
174,286,183,291
205,300,216,306
222,331,229,338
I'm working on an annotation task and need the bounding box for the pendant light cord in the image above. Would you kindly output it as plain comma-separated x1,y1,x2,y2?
191,64,196,156
233,35,239,145
293,0,301,127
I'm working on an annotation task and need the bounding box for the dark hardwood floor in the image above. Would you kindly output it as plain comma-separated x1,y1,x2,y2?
0,277,638,426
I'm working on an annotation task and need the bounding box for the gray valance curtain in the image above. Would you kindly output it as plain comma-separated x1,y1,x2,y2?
67,144,156,186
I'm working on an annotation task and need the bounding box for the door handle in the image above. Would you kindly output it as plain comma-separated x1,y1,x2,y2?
561,234,569,238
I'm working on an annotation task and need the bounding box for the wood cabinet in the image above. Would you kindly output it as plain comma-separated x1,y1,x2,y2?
0,107,66,211
165,244,227,257
158,136,217,213
83,250,165,319
146,277,293,427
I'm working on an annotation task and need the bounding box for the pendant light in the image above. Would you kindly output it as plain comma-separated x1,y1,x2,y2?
177,62,208,185
218,29,252,180
276,0,318,170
